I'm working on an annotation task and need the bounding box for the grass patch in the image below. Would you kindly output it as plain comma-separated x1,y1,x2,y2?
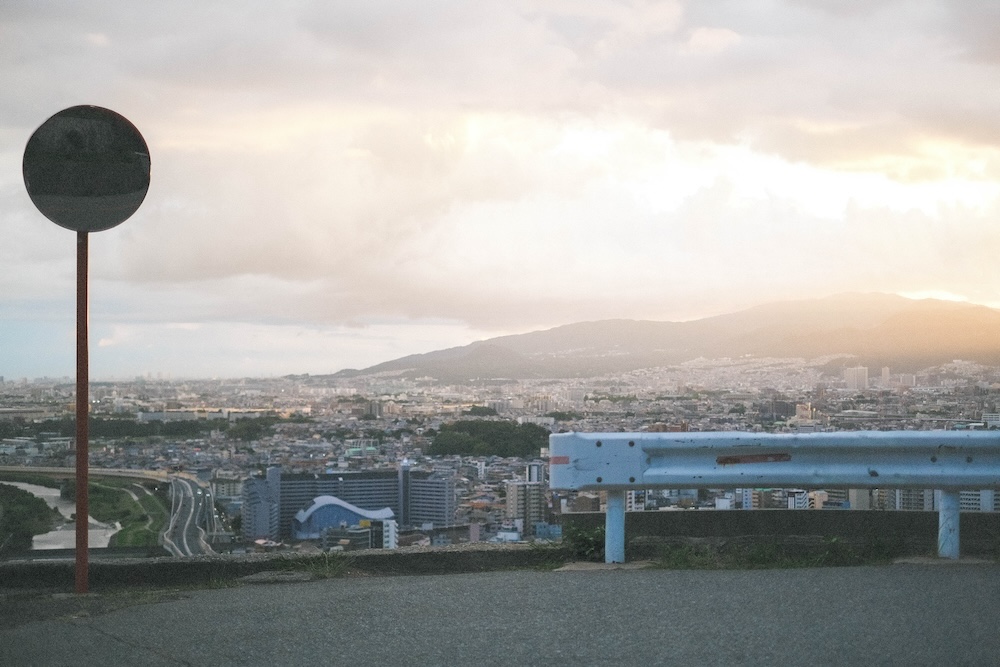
271,552,354,579
88,482,141,525
528,541,572,570
652,536,902,570
114,484,170,547
59,479,168,548
562,523,606,562
111,524,160,547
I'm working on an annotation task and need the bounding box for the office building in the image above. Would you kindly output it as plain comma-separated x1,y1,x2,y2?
242,465,456,539
292,495,399,550
959,490,996,512
292,495,394,540
241,466,281,540
884,489,936,511
506,481,547,534
844,366,869,391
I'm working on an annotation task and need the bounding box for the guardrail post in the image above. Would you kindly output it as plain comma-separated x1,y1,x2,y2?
938,490,960,560
605,490,626,563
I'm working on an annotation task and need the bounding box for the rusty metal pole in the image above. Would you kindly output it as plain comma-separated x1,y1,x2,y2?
75,230,89,594
23,107,150,594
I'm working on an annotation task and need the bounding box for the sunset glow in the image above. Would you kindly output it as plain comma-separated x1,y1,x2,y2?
3,1,1000,378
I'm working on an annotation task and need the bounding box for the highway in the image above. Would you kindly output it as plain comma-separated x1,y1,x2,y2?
163,477,216,557
1,466,220,557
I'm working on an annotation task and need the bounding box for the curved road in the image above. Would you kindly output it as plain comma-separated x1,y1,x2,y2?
163,478,215,557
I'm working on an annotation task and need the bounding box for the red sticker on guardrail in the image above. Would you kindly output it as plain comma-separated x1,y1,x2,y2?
550,456,570,465
716,453,791,465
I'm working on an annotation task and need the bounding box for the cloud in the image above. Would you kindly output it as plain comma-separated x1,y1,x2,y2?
4,0,1000,377
941,3,1000,63
98,326,133,348
683,27,742,54
83,319,485,378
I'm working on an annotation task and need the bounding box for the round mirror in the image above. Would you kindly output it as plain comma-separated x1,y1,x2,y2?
23,105,150,232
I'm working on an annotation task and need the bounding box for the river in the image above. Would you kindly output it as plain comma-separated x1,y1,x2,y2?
2,481,120,549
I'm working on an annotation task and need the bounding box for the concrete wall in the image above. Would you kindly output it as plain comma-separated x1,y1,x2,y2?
561,510,1000,557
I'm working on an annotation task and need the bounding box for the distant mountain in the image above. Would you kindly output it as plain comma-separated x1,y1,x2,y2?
332,293,1000,382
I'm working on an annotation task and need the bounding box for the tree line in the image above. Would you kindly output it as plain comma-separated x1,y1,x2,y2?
0,414,302,442
427,420,549,458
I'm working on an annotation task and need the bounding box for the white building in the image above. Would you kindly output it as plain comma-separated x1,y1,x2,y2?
844,366,869,391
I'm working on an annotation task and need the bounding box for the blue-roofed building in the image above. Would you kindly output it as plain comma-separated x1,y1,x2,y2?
242,466,456,539
292,495,394,540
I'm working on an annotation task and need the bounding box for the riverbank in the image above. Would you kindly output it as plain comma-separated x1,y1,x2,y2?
0,482,119,549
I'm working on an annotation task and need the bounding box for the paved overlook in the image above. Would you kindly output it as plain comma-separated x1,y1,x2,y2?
2,563,998,666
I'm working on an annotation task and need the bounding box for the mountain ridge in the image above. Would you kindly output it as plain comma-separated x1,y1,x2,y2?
331,293,1000,382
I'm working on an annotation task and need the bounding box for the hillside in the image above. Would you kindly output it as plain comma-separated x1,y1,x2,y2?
332,293,1000,382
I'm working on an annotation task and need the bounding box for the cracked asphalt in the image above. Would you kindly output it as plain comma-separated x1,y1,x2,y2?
2,563,998,666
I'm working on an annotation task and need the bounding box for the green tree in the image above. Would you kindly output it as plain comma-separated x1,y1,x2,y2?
0,483,58,554
428,420,549,458
226,418,274,442
428,430,483,456
464,406,498,416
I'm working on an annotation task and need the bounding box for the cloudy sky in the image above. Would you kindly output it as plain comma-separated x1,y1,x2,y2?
3,1,1000,380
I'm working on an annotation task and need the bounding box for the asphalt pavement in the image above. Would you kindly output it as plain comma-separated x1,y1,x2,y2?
2,562,998,666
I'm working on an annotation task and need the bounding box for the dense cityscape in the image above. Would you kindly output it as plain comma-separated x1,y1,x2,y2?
3,354,1000,554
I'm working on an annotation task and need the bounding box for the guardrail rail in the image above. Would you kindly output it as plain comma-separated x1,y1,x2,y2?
549,431,1000,562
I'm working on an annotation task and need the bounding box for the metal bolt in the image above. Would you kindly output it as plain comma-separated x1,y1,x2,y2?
596,440,602,447
628,441,635,447
596,477,603,483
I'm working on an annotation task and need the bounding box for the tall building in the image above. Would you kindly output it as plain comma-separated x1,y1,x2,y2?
526,461,546,484
626,490,645,511
823,489,849,508
787,490,810,509
506,481,546,534
409,473,456,527
242,465,456,539
848,489,872,510
884,489,936,511
211,470,244,502
241,466,281,540
844,366,869,391
960,490,996,512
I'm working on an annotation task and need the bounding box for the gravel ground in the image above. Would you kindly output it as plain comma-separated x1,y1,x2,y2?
2,562,999,666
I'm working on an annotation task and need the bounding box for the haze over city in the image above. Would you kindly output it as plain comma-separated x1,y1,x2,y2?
3,1,1000,379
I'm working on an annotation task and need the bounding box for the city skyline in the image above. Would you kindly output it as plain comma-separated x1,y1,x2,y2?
3,2,1000,379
